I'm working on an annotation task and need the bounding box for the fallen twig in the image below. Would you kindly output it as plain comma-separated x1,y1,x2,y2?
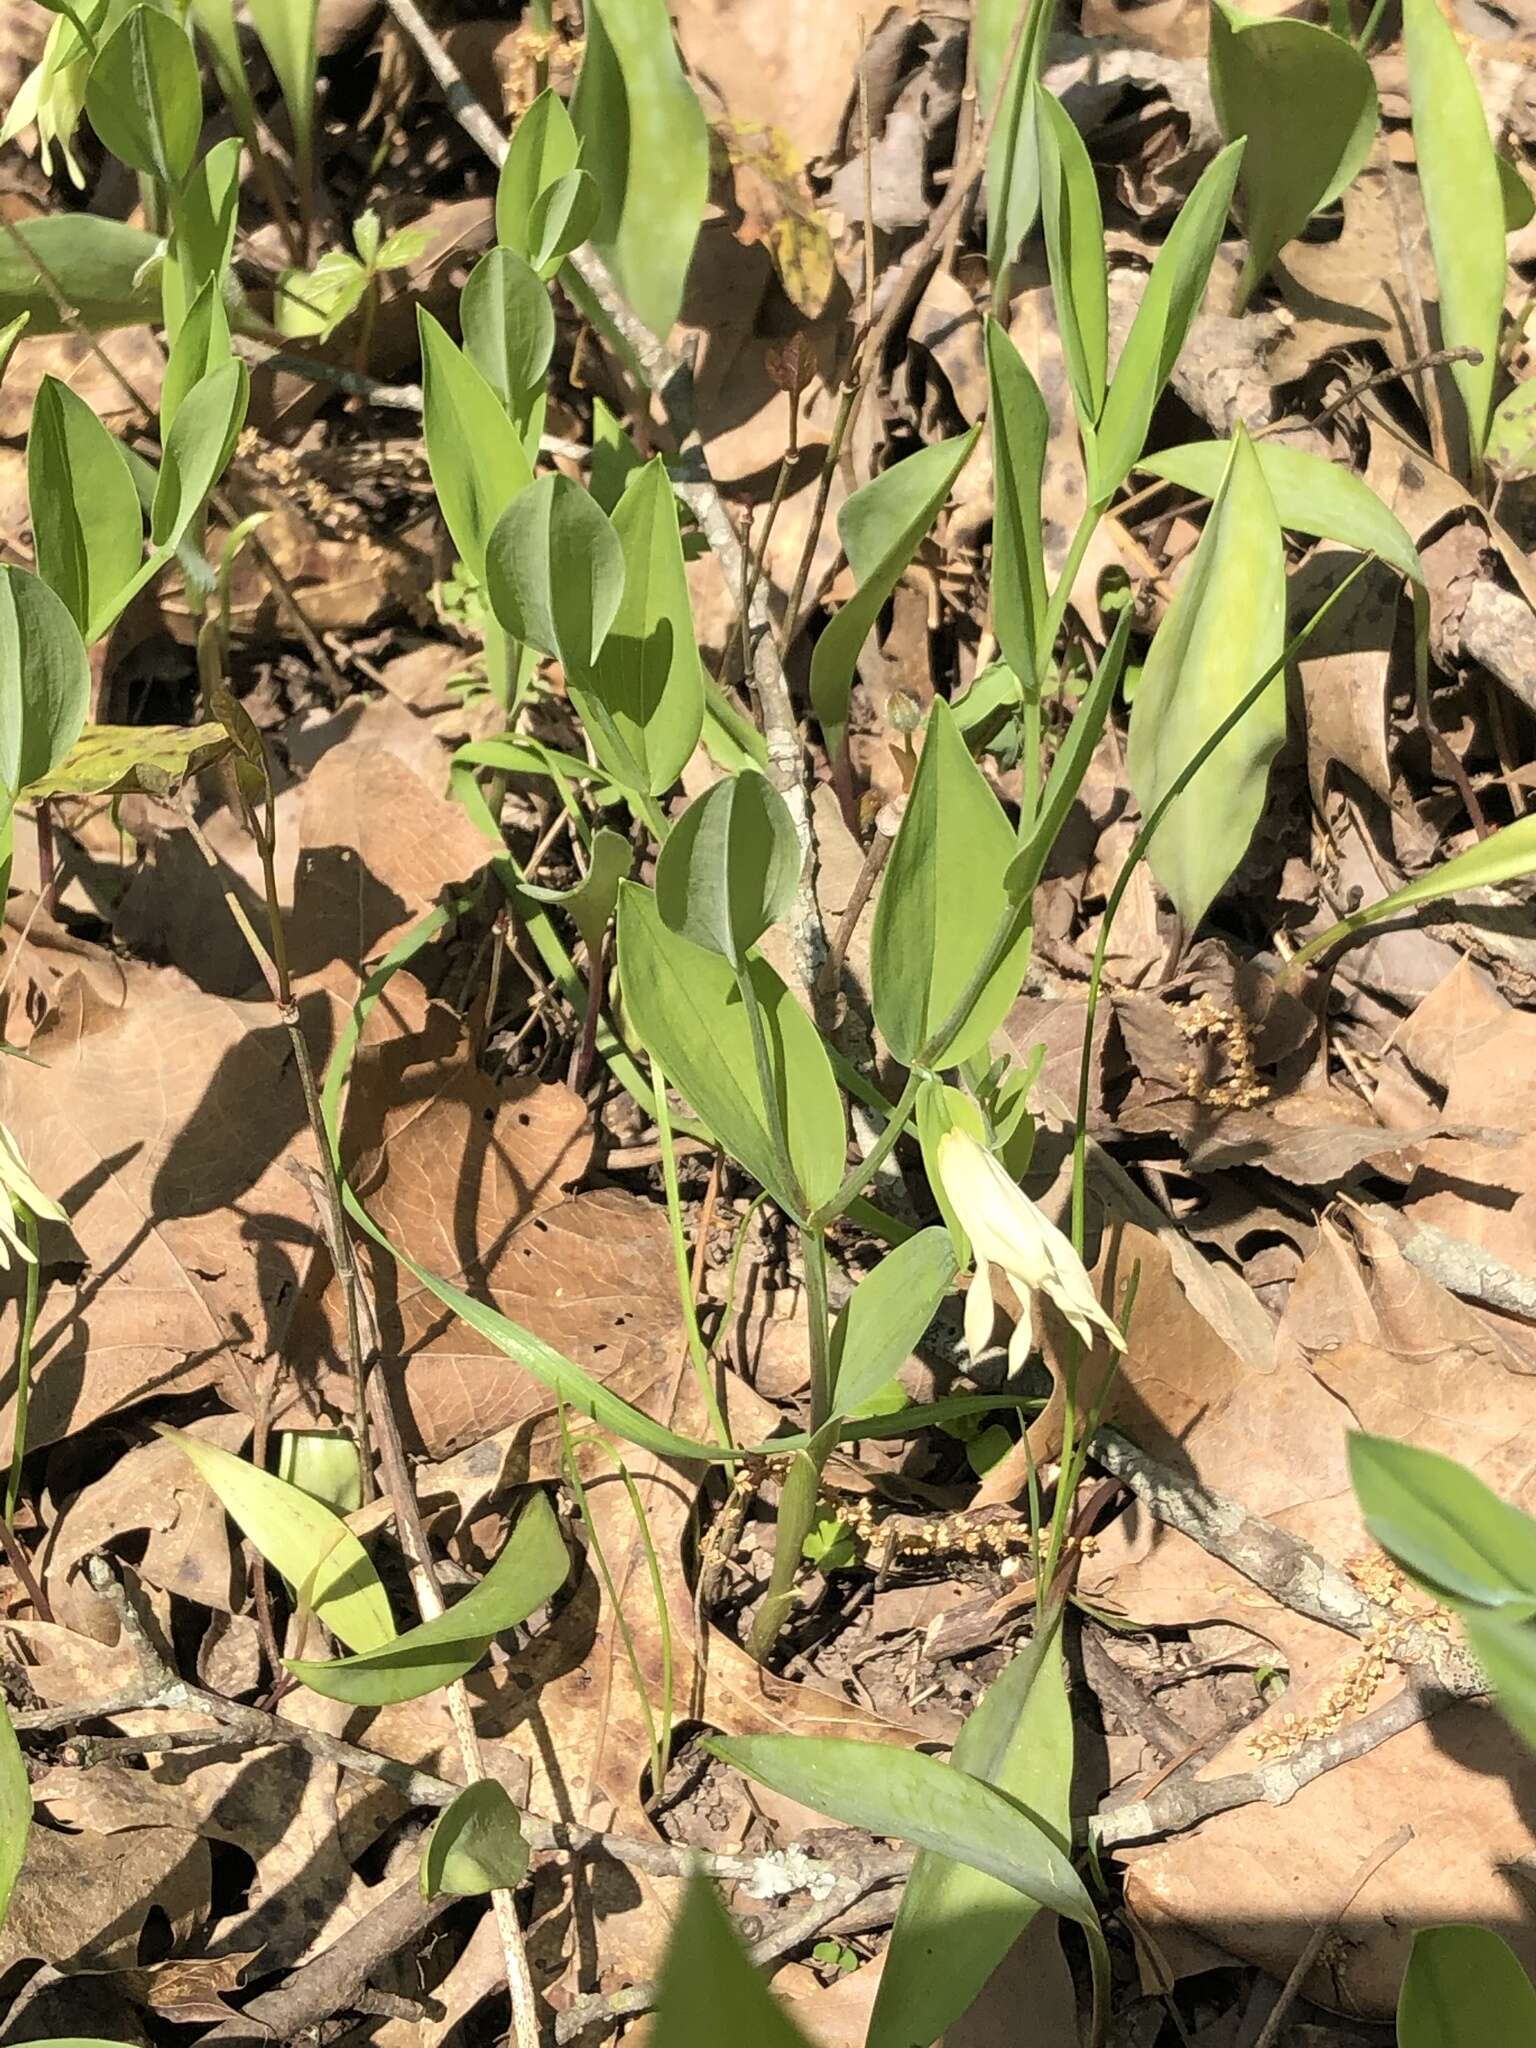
1248,1823,1413,2048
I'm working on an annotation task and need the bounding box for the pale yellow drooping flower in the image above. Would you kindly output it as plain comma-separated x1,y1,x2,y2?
937,1127,1125,1373
0,1123,66,1271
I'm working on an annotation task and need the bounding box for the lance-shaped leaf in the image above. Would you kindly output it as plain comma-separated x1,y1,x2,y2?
652,1871,814,2048
1403,0,1505,455
497,88,579,255
1210,3,1377,312
617,881,845,1215
420,1782,530,1898
869,1613,1072,2048
0,215,161,333
829,1228,957,1420
1125,427,1284,930
27,375,142,642
0,565,91,809
985,317,1048,689
21,721,231,801
419,307,535,580
461,246,555,447
872,698,1032,1069
581,456,703,792
150,358,249,552
157,1425,395,1653
1138,437,1423,586
705,1731,1109,2008
162,134,240,340
0,1696,29,1934
1396,1924,1536,2046
976,0,1058,288
246,0,317,187
1348,1432,1536,1617
1036,87,1107,435
287,1493,569,1704
161,275,234,434
571,0,707,338
486,472,625,680
809,428,979,760
655,771,800,967
85,4,202,186
1095,138,1245,497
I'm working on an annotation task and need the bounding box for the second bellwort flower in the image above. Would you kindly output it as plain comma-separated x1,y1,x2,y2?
936,1127,1126,1373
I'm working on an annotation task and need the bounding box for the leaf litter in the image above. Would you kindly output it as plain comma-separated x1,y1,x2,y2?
5,0,1536,2043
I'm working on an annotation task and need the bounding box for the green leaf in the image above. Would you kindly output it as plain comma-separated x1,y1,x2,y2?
1290,811,1536,970
156,1425,395,1654
246,0,316,177
486,472,625,679
870,1614,1072,2048
872,697,1032,1069
1499,152,1535,233
1348,1432,1536,1617
150,357,249,551
590,394,643,514
617,881,845,1214
162,134,241,339
461,246,555,446
187,0,258,156
85,5,201,185
1396,1925,1536,2045
706,1733,1105,1944
1463,1609,1536,1750
809,429,980,760
1036,87,1108,432
20,720,230,801
1096,139,1245,497
571,0,708,337
581,456,704,790
497,88,581,264
1488,380,1536,474
652,1872,813,2048
975,0,1058,287
1403,0,1506,455
528,169,601,279
276,1430,363,1515
829,1228,957,1419
275,248,369,341
1137,437,1424,587
985,317,1048,690
0,565,91,806
286,1493,569,1705
420,1781,530,1898
1210,3,1377,311
0,1695,30,1935
0,313,27,383
0,214,160,334
418,306,535,581
27,375,142,642
161,274,233,434
655,771,800,967
1125,426,1285,931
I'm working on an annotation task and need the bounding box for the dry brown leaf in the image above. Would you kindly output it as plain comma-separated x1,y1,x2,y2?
1080,1220,1536,2014
0,966,338,1458
0,1820,209,1974
1292,552,1398,805
287,741,492,978
673,0,903,164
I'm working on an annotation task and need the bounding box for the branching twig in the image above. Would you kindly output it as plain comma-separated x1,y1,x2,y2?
1092,1680,1473,1850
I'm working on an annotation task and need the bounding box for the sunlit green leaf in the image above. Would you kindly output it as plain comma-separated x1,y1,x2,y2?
0,565,91,808
656,771,799,967
486,471,625,679
1126,427,1285,930
157,1425,395,1653
1349,1432,1536,1617
85,4,202,185
418,306,535,580
27,375,142,641
0,1695,30,1934
829,1228,957,1420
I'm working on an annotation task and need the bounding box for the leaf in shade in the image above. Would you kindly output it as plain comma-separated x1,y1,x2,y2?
285,1492,569,1705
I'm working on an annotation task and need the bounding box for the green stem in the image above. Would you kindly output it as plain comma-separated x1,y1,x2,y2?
745,1441,824,1663
5,1207,40,1524
652,1055,732,1447
803,1226,833,1430
735,962,803,1219
815,1066,923,1224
